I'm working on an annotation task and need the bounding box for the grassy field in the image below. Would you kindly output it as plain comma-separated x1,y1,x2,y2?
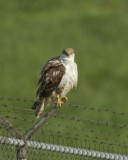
0,0,128,159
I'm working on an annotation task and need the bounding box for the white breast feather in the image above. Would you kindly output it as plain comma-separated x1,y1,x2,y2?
59,57,78,96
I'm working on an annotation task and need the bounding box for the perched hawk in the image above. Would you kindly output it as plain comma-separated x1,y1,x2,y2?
32,48,78,118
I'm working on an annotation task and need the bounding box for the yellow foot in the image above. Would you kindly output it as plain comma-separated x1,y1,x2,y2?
61,96,68,103
36,115,40,119
55,95,63,107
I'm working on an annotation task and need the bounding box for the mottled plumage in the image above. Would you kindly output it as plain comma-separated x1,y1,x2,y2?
32,48,78,118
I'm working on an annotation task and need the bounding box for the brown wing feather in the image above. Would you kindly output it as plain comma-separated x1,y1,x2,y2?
36,57,65,98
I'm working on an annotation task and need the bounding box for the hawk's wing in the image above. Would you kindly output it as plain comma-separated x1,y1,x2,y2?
36,57,66,98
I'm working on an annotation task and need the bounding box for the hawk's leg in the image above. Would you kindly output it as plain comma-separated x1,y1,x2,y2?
61,96,68,103
55,95,63,107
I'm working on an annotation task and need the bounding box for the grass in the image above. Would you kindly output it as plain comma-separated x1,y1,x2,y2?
0,0,128,159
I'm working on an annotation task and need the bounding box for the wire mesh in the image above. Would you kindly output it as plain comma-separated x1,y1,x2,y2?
0,97,128,160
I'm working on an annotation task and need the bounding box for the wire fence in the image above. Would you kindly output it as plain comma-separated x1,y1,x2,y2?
0,97,128,160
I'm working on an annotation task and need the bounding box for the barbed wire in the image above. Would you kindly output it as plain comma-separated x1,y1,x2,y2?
0,103,33,112
0,96,34,102
46,122,128,140
44,132,128,149
68,102,128,117
54,114,128,129
34,131,128,150
1,115,36,123
0,116,128,148
1,122,127,147
0,106,33,115
0,113,128,133
0,96,128,159
0,112,127,131
0,96,128,118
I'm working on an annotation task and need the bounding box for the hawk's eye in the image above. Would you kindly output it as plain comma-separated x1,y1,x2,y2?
62,48,74,56
63,50,68,55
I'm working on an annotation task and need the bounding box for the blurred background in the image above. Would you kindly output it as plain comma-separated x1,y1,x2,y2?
0,0,128,112
0,0,128,158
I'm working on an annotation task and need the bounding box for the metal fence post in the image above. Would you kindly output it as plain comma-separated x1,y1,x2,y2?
0,116,27,160
16,145,27,160
0,107,59,160
24,107,58,140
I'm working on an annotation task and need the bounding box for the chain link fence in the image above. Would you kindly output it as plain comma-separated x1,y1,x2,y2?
0,97,128,160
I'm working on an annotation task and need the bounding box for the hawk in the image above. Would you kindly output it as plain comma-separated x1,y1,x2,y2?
32,48,78,118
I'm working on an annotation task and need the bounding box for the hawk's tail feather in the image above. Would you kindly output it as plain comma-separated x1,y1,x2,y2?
31,98,45,118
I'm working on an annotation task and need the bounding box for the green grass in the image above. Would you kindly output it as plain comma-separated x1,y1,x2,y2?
0,0,128,159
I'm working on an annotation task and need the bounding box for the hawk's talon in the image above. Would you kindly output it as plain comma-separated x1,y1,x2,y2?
61,96,68,103
55,95,63,107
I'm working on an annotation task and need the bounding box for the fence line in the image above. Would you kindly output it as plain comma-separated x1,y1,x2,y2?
54,114,128,129
0,136,128,160
0,96,128,117
0,97,34,102
0,112,128,131
0,97,128,159
0,106,59,159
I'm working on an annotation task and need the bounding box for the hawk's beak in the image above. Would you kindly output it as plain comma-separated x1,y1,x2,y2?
67,52,70,56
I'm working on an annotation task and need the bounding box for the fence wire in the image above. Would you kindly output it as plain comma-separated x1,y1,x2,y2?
0,97,128,160
0,136,128,160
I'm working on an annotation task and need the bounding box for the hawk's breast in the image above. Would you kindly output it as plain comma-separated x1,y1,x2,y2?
58,60,78,96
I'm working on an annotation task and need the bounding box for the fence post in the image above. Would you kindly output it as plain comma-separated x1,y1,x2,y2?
0,116,22,138
24,107,58,140
16,145,27,160
0,107,59,159
0,116,27,160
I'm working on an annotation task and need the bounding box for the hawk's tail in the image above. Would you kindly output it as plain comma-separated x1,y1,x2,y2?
31,98,45,118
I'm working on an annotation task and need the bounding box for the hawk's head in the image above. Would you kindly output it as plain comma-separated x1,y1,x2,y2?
62,48,75,57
